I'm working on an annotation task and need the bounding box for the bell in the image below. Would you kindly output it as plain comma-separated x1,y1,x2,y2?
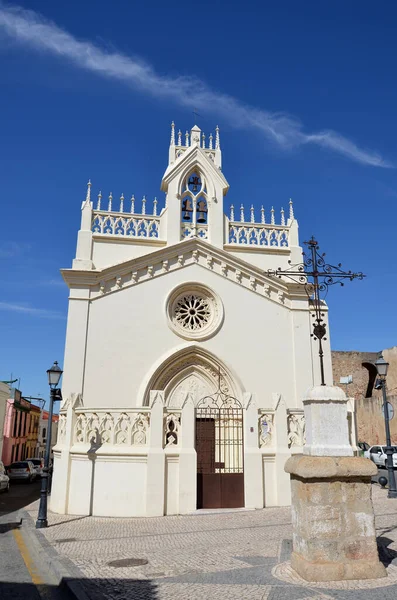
182,198,193,221
188,176,200,192
197,199,207,223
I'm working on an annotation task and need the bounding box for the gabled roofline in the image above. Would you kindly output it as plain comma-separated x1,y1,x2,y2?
61,237,309,308
161,144,229,194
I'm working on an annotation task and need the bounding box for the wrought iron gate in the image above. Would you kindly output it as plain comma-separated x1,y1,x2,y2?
196,380,244,509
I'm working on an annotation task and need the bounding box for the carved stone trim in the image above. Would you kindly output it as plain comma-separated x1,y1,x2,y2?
287,412,306,448
259,412,274,447
165,413,180,446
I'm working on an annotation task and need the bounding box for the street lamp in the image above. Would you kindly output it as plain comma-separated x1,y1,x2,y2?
375,354,397,499
36,361,63,528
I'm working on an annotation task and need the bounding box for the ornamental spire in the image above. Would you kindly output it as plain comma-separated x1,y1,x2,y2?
289,198,294,220
108,192,112,212
170,121,175,145
97,191,102,210
120,193,124,213
84,180,91,205
215,125,220,149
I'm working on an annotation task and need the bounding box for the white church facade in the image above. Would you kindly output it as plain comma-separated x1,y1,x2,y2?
51,123,349,518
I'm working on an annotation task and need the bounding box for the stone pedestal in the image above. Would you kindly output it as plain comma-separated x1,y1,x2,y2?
303,385,353,457
285,454,386,581
285,385,386,582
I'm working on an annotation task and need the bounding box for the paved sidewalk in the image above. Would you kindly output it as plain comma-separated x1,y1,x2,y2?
0,506,71,600
24,485,397,600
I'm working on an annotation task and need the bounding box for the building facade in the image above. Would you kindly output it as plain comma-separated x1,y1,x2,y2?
38,411,59,459
0,382,10,460
332,346,397,445
51,123,348,518
26,403,41,459
1,389,41,465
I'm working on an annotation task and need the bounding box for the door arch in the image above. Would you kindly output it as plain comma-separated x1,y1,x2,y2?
140,345,243,407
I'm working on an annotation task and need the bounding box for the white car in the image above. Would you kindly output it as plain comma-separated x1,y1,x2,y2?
7,461,37,483
364,445,397,468
0,461,10,492
27,457,44,476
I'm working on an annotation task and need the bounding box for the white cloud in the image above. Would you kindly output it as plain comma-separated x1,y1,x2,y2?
0,241,31,258
0,3,391,168
0,301,65,319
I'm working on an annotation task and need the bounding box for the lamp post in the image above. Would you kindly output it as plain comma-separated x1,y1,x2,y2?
36,361,63,529
375,354,397,499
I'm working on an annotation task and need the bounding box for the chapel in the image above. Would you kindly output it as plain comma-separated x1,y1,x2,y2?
50,123,347,518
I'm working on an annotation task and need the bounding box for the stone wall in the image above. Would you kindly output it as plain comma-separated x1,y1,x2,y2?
332,347,397,445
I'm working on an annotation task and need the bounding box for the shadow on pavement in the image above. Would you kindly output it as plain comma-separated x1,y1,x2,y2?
0,578,160,600
0,518,22,533
47,515,88,528
378,536,397,567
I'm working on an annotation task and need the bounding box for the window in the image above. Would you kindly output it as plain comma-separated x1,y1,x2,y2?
180,171,208,239
13,411,18,437
43,427,46,439
167,283,223,341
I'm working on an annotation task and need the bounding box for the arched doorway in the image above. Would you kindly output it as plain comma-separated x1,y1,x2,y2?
196,376,244,509
140,346,245,510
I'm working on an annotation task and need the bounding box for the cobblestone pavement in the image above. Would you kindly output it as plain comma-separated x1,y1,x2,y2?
25,485,397,600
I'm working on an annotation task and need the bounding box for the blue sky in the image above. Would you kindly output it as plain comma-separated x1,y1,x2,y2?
1,1,396,403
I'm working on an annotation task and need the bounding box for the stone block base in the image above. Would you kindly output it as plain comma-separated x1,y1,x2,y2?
291,551,386,582
285,455,387,582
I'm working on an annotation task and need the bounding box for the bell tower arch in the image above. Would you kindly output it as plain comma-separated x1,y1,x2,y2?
161,123,229,248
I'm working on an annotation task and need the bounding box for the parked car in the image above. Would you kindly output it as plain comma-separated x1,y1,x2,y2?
0,461,10,492
7,461,36,483
27,457,44,477
357,442,370,452
364,445,397,468
357,442,370,457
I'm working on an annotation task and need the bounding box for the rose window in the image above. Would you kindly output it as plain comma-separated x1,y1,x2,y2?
167,284,223,340
174,294,211,331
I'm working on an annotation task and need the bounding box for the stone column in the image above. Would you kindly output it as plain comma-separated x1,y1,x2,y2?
285,385,386,582
50,397,79,514
243,394,263,509
146,391,165,516
178,394,197,514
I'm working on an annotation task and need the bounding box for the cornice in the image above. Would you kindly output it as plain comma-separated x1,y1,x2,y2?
92,234,166,247
61,237,309,309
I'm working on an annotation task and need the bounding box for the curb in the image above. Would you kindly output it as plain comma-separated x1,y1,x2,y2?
21,509,92,600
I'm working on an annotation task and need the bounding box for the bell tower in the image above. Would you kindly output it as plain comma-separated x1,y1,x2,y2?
161,123,229,248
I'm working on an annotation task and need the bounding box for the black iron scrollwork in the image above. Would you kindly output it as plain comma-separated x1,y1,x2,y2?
267,236,365,386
